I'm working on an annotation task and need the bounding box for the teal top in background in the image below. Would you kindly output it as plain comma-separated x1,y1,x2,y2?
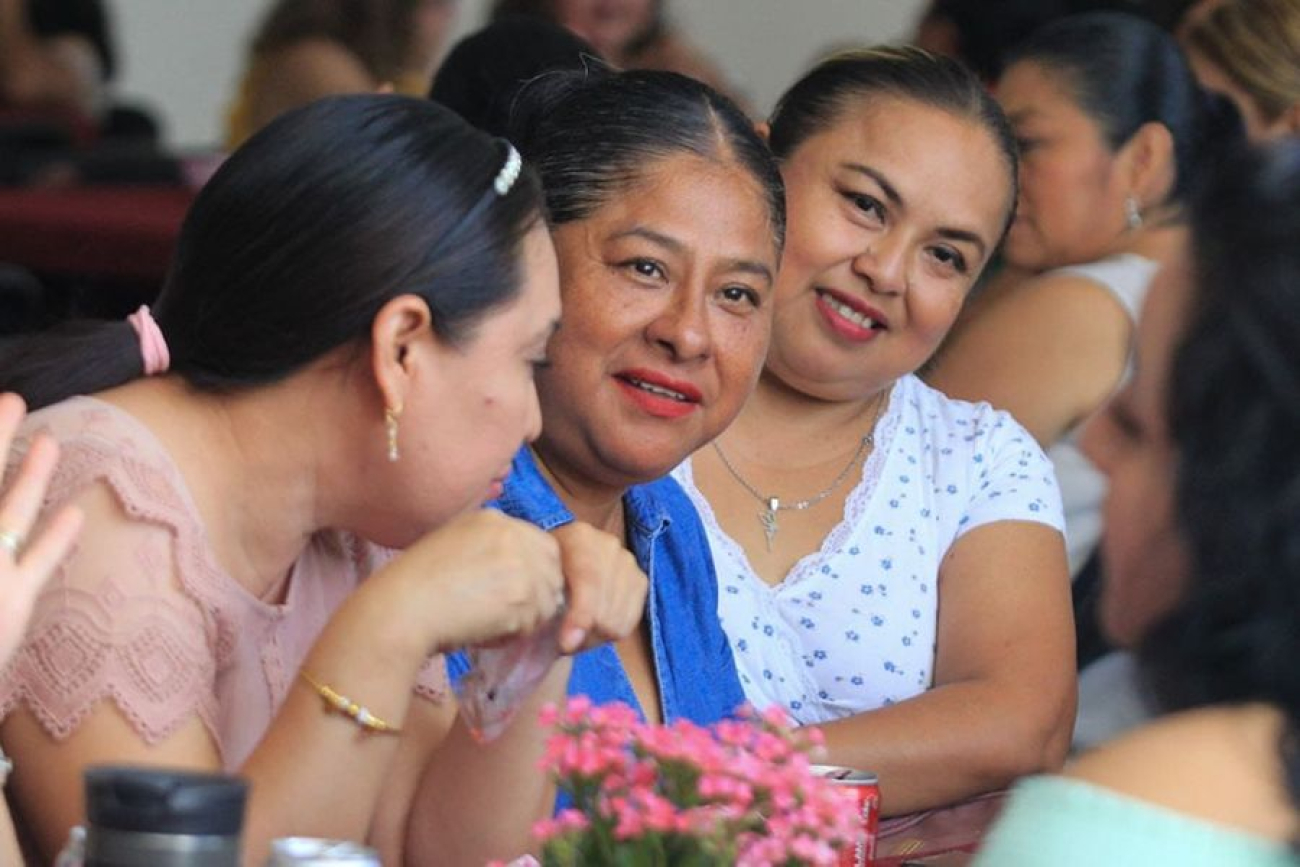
974,776,1300,866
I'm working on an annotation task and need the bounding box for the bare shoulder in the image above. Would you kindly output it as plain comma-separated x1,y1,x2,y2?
991,270,1134,331
1066,705,1298,841
929,269,1134,443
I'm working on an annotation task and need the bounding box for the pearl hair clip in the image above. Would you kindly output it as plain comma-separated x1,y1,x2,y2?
494,144,523,196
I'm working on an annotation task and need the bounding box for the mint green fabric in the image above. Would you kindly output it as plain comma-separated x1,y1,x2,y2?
974,776,1300,866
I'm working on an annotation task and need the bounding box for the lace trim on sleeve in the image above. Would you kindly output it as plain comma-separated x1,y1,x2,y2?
0,407,226,748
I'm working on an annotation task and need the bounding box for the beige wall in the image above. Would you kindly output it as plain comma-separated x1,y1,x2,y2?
109,0,926,149
670,0,927,117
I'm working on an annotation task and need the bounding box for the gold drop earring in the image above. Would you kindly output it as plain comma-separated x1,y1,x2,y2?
385,404,403,462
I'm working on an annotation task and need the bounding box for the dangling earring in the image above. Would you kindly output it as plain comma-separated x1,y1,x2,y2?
1125,195,1144,231
385,404,402,462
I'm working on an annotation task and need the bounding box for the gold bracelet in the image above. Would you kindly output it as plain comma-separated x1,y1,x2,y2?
299,671,402,734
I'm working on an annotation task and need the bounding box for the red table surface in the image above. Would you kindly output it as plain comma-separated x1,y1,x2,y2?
0,186,195,283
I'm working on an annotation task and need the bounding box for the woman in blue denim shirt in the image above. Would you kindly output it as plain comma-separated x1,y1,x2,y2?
446,66,786,731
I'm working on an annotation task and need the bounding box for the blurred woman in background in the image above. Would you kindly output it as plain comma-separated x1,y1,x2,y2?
1182,0,1300,142
488,0,740,104
929,13,1236,579
226,0,458,148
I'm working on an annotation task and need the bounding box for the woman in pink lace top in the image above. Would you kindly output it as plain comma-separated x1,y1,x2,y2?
0,94,646,865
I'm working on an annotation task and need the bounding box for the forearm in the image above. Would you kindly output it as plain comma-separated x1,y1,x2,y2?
239,585,434,861
405,659,574,867
816,677,1074,816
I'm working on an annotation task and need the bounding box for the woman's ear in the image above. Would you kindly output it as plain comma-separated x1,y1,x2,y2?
754,120,771,144
1122,121,1177,208
369,294,434,411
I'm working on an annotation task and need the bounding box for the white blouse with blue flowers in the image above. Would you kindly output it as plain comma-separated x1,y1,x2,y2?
673,374,1064,725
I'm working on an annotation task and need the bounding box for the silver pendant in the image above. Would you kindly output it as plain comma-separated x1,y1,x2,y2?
760,497,780,551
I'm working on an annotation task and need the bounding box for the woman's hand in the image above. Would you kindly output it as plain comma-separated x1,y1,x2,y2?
380,509,569,654
551,522,647,653
0,393,82,666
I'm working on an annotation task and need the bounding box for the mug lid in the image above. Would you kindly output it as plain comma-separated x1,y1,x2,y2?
85,766,248,836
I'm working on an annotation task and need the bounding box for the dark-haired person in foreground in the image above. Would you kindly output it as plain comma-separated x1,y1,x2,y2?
0,94,644,865
978,141,1300,866
414,65,785,859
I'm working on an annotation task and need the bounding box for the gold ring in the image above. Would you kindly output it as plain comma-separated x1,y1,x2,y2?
0,527,23,559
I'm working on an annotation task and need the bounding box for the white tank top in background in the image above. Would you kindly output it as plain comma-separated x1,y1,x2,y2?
1046,253,1160,577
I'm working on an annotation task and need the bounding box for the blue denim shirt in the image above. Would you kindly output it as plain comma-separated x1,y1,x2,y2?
447,447,745,726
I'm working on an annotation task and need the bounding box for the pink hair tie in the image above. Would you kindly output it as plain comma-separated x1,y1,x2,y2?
126,305,170,376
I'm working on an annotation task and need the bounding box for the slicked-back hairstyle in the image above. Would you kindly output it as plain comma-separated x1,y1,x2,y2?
1007,12,1242,207
768,46,1018,239
0,94,544,409
506,65,785,253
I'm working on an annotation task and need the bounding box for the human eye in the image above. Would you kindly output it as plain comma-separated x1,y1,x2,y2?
840,190,886,224
927,245,970,276
621,257,667,282
718,284,762,310
529,356,552,374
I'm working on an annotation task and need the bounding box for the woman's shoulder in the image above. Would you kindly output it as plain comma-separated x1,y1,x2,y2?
1046,253,1160,321
896,374,1041,451
1066,704,1299,844
894,376,1063,530
628,471,708,544
980,771,1299,866
16,396,183,496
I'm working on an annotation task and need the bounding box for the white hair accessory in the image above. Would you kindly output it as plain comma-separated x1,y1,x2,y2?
494,144,522,196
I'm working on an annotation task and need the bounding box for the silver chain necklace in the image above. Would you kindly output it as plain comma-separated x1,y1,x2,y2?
711,395,888,551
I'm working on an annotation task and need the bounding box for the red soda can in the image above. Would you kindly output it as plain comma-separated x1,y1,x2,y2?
811,765,881,866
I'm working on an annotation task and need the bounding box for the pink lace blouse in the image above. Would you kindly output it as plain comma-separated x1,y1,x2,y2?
0,398,446,769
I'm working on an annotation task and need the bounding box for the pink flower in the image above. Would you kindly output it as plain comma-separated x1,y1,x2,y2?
533,698,860,866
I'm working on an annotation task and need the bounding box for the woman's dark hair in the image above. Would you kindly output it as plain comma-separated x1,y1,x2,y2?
920,0,1072,81
507,66,785,251
1005,11,1242,207
430,15,598,137
769,46,1019,240
1143,140,1300,824
0,94,543,408
488,0,666,55
250,0,425,82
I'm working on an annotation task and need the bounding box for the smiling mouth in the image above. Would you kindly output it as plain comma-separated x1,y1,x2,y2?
616,375,698,403
817,290,884,331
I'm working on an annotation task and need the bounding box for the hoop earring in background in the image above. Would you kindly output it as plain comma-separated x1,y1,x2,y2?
1125,195,1144,231
385,405,403,462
